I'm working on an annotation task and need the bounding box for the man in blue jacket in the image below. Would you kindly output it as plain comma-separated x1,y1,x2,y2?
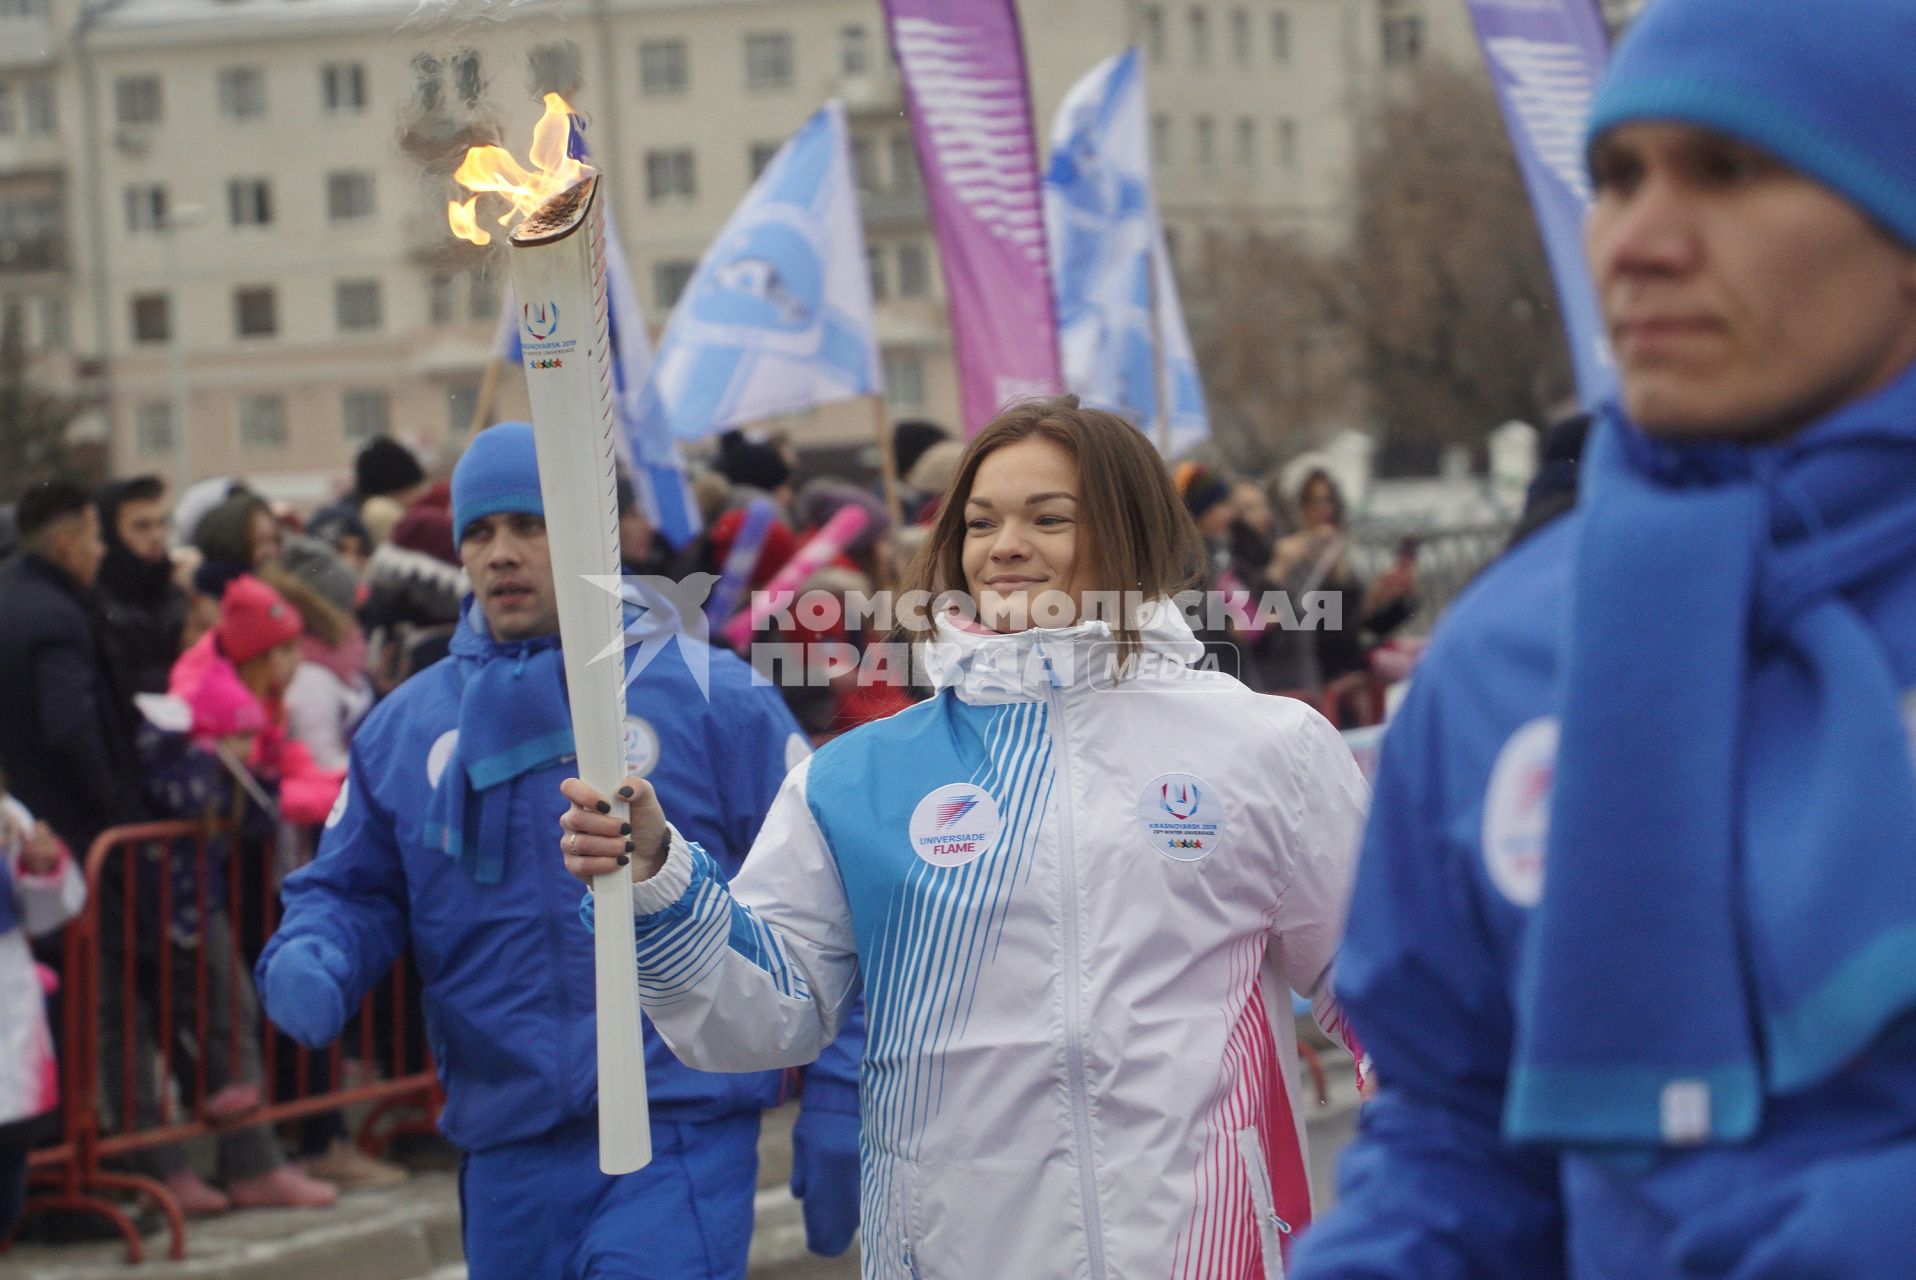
1293,3,1916,1277
258,422,861,1279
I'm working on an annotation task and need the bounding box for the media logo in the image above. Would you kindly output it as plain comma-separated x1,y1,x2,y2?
523,302,561,341
908,783,1002,870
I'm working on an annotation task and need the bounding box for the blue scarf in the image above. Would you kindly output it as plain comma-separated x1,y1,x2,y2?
424,602,575,885
1507,362,1916,1150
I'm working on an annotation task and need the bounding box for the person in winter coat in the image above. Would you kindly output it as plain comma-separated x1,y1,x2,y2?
361,497,464,695
0,482,144,857
0,778,84,1240
95,474,189,698
562,398,1369,1279
1290,4,1916,1278
257,423,863,1280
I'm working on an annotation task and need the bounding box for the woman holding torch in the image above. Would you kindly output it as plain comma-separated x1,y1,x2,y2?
561,396,1367,1278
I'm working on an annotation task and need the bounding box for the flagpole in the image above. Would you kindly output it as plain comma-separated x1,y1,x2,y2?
466,354,505,436
1144,249,1172,457
871,394,905,527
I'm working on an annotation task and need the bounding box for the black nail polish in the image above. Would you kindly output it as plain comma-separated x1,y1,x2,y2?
624,839,635,853
617,855,630,866
617,786,634,799
619,823,631,836
596,801,610,814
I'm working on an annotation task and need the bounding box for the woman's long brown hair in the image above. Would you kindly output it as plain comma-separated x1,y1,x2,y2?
900,395,1205,657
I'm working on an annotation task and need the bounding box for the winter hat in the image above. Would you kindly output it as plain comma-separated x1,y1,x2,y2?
796,480,890,554
355,435,426,501
1176,463,1232,523
715,430,794,494
893,419,950,482
451,422,543,544
1587,0,1916,248
905,440,963,497
390,503,460,569
278,533,360,615
217,574,302,665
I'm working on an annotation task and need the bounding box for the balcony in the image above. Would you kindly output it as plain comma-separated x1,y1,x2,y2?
0,15,55,71
0,234,65,274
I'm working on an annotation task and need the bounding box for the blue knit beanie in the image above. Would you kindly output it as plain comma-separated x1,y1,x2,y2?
1587,0,1916,248
451,422,544,547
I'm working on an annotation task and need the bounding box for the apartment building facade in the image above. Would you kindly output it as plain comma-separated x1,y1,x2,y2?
2,0,1478,502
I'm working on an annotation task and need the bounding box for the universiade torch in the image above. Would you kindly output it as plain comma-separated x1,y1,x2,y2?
502,173,651,1175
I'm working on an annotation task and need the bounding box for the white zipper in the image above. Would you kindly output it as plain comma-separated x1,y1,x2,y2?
1039,640,1110,1280
1235,1126,1290,1280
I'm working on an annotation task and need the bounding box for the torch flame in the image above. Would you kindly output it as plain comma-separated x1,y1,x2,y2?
447,92,592,246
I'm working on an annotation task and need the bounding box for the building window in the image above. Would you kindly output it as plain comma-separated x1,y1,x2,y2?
130,292,169,344
234,286,277,338
0,0,52,16
639,39,688,95
468,272,499,321
124,184,168,234
1382,12,1424,65
217,67,265,120
321,61,366,113
0,195,61,270
136,401,175,455
839,24,871,76
898,240,929,298
428,272,457,324
1277,116,1299,169
1195,115,1216,168
851,136,879,191
1271,9,1292,62
1188,8,1211,65
1231,8,1251,64
21,81,54,135
1235,117,1256,170
115,74,161,127
36,295,66,350
327,170,375,222
227,178,272,228
239,393,287,450
653,259,696,310
745,32,793,90
528,41,582,95
411,53,444,112
0,85,15,137
335,279,382,332
342,388,389,442
748,140,780,179
866,246,888,302
1151,113,1172,165
883,351,924,410
452,50,484,106
1141,6,1165,62
645,148,696,202
888,133,918,191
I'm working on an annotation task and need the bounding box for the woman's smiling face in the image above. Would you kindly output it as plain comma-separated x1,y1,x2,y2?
961,437,1084,633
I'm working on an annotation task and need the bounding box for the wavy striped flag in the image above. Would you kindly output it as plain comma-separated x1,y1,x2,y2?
1463,0,1615,407
881,0,1061,432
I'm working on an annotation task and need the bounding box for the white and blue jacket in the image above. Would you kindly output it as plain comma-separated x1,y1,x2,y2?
617,605,1367,1279
262,606,827,1154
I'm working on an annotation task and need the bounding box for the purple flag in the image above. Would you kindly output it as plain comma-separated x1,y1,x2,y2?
1462,0,1615,407
882,0,1061,433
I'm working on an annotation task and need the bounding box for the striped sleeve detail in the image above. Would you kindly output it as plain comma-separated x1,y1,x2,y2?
629,842,811,1007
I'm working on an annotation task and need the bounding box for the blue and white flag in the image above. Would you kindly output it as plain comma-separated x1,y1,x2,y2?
1464,0,1615,407
639,101,881,443
1043,47,1208,457
485,116,701,547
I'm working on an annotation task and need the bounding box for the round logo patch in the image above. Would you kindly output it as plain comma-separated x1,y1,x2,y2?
907,783,1002,869
425,730,460,789
1137,772,1227,862
1481,716,1559,908
623,716,662,779
324,778,350,829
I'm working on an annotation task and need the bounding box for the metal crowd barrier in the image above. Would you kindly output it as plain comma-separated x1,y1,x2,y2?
18,819,438,1264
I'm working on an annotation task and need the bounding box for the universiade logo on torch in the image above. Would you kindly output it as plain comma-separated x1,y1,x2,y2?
447,94,653,1177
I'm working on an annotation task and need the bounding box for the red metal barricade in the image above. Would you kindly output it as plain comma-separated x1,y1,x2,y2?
17,819,439,1263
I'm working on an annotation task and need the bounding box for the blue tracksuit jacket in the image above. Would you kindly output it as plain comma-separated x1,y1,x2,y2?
260,621,826,1154
1293,514,1916,1280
